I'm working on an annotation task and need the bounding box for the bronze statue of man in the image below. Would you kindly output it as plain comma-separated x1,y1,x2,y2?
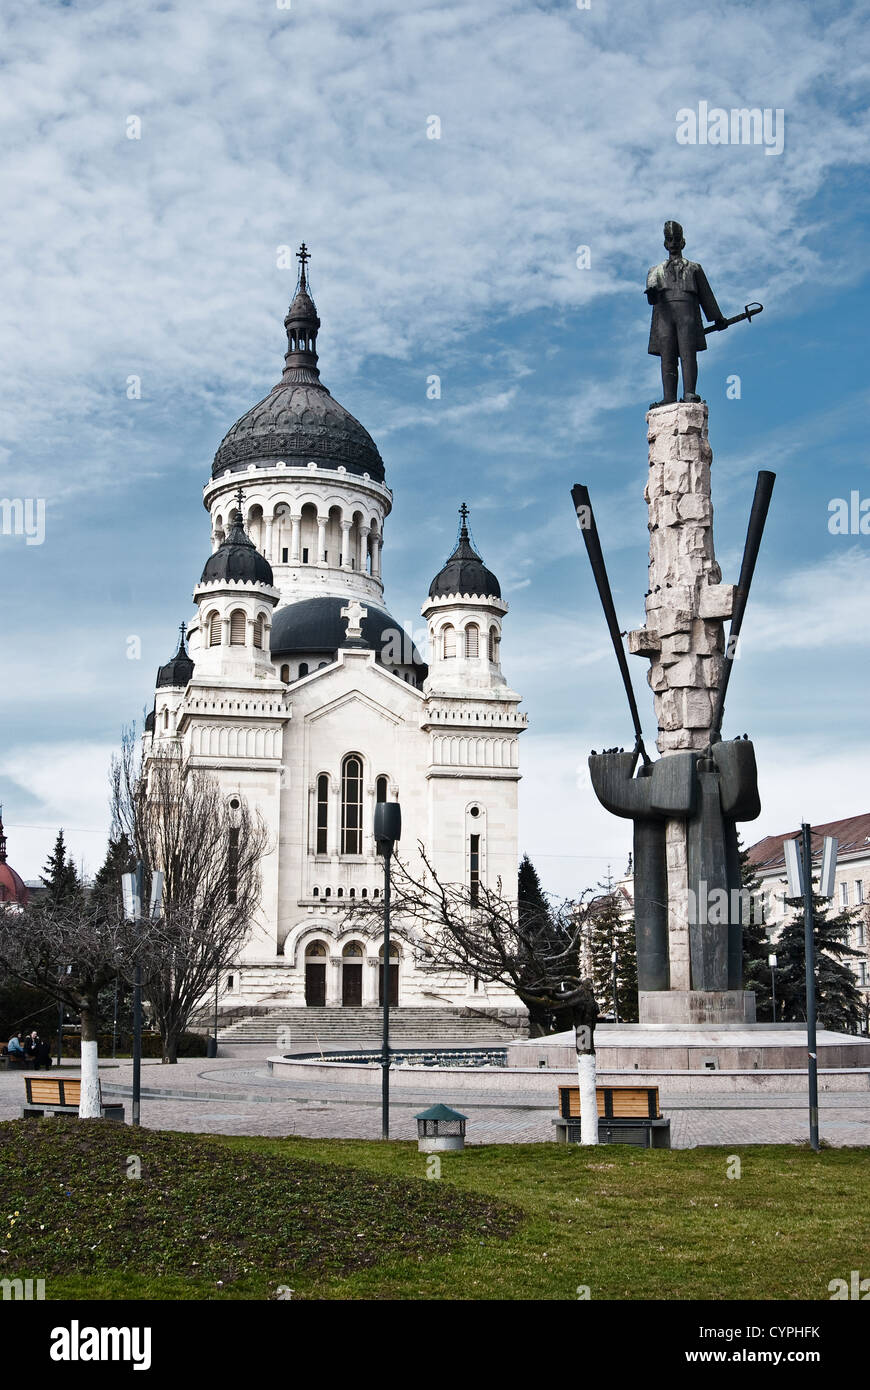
647,221,726,407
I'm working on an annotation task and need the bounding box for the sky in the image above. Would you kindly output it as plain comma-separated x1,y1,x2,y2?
1,0,869,898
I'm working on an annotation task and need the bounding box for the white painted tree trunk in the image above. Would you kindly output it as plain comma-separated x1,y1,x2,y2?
576,1038,598,1146
78,1037,102,1119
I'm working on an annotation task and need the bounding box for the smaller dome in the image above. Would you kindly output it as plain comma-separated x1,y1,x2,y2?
0,811,29,908
200,510,274,587
429,505,501,599
156,627,194,689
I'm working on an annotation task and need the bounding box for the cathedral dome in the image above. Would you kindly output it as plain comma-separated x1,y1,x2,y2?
428,505,501,599
0,810,29,908
271,596,425,670
156,627,194,689
200,511,274,587
211,246,385,483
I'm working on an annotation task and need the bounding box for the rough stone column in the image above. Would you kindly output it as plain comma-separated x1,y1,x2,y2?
629,402,736,1005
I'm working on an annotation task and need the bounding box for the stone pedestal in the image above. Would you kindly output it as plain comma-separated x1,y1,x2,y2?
639,989,757,1026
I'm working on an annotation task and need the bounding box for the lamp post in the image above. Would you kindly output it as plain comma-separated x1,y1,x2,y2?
122,863,163,1128
611,947,619,1024
768,952,777,1023
374,800,402,1140
784,827,837,1154
56,965,72,1067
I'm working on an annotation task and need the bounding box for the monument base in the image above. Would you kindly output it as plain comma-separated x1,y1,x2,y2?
639,990,757,1026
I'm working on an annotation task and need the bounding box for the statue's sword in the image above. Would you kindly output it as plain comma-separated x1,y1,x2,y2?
703,301,763,334
571,483,651,766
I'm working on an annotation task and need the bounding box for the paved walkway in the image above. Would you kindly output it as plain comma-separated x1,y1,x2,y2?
3,1046,869,1147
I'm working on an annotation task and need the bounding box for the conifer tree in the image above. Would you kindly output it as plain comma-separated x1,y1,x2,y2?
773,894,863,1033
516,854,575,1035
589,872,638,1022
39,830,82,908
740,837,773,1019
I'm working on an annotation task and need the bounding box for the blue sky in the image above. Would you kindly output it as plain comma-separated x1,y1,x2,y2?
1,0,869,897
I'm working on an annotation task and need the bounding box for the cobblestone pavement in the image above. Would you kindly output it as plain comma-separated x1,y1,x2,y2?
2,1046,869,1147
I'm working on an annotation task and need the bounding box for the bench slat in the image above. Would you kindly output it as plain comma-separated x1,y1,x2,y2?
558,1085,661,1120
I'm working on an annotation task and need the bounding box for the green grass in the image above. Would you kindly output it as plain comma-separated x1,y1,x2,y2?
0,1121,867,1300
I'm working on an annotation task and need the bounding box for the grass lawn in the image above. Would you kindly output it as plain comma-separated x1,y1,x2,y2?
0,1120,867,1300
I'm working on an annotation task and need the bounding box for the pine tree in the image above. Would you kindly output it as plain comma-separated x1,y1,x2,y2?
740,837,773,1019
772,895,864,1033
589,873,638,1023
39,830,82,908
516,854,575,1035
91,834,134,922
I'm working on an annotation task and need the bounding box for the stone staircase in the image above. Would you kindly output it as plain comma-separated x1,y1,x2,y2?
216,1006,525,1045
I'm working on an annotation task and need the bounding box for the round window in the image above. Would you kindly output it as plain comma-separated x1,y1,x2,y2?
470,806,480,818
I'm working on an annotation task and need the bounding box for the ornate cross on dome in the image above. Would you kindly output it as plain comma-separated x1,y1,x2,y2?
178,620,187,647
340,598,368,641
297,242,310,290
234,486,246,523
459,501,470,536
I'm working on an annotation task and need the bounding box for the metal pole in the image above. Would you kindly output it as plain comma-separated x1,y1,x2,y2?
802,823,820,1152
611,947,619,1024
212,969,220,1056
770,965,776,1022
381,843,391,1140
56,998,63,1068
112,977,119,1060
131,861,143,1127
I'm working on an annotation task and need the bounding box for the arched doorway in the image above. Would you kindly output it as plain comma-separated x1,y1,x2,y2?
305,941,328,1007
341,941,364,1007
378,943,399,1008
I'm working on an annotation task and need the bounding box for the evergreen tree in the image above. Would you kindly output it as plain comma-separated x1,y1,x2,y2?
589,873,638,1023
39,830,82,908
773,894,864,1033
91,833,134,922
740,837,773,1019
516,854,575,1036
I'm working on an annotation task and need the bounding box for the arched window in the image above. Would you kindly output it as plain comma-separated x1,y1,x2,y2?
280,664,290,683
253,614,266,649
229,610,246,646
488,626,499,662
208,612,221,647
465,623,479,658
341,754,363,854
443,625,456,659
376,775,388,804
163,708,168,730
299,662,309,677
316,774,329,855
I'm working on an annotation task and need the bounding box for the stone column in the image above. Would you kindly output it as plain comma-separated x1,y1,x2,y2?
290,515,302,563
363,958,379,1006
317,515,328,566
341,521,353,570
326,955,342,1007
264,516,274,563
373,533,383,579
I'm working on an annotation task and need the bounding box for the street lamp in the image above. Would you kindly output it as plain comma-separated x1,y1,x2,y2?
374,800,401,1140
122,863,164,1127
768,952,777,1022
611,947,619,1024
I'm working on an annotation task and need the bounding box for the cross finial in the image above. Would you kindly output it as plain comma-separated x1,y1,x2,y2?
297,242,310,289
178,620,187,647
234,486,245,523
459,501,469,535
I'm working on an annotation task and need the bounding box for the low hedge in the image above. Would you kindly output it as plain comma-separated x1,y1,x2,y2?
54,1030,209,1059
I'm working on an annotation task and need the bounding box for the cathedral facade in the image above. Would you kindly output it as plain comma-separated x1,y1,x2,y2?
143,253,527,1015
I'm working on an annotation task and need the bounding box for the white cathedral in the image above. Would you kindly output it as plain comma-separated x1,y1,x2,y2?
143,249,528,1019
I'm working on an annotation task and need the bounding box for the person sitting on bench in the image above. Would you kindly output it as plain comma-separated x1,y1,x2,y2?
6,1033,26,1065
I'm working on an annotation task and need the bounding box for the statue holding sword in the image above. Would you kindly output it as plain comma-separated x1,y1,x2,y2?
646,220,762,407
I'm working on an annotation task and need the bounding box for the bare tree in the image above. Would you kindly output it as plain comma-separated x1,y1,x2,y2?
350,843,602,1145
111,728,270,1062
0,900,154,1117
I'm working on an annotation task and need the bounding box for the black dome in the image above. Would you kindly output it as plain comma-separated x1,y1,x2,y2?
156,630,194,689
200,517,274,587
429,513,500,599
270,596,426,670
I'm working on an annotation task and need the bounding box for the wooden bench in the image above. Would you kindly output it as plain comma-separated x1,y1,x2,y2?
21,1075,125,1123
553,1085,670,1148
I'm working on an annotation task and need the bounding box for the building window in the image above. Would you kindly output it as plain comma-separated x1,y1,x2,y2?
208,612,221,647
229,609,246,646
488,626,499,662
302,547,309,563
465,623,479,659
227,827,240,905
376,775,388,803
469,833,480,906
299,662,309,677
316,774,329,855
280,664,290,682
341,754,363,854
857,921,865,948
163,708,168,730
443,625,456,659
282,547,289,563
856,881,864,905
227,974,234,991
840,881,849,908
253,614,266,649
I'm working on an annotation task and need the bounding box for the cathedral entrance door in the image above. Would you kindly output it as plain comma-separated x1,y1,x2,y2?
305,963,326,1007
342,964,362,1007
378,964,399,1008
